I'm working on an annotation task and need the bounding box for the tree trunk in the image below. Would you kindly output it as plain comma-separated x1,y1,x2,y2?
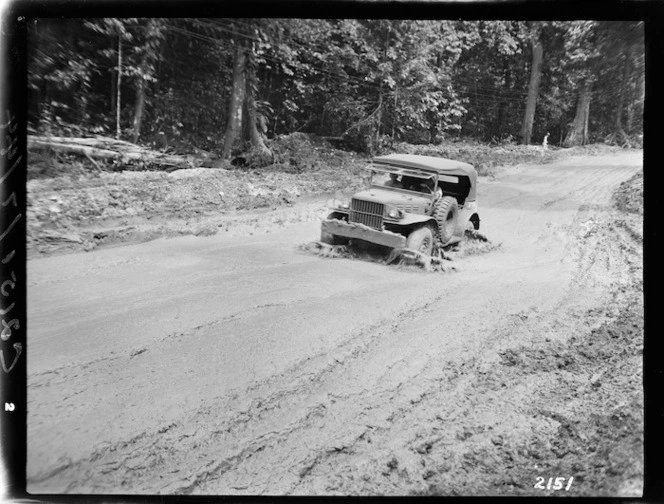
563,80,592,147
245,91,273,166
244,45,270,157
392,83,397,140
612,48,632,141
110,38,116,116
374,91,383,153
131,63,147,144
246,94,262,147
132,19,164,144
116,34,122,140
625,50,639,133
628,56,645,133
498,57,511,138
222,43,247,160
582,95,590,143
520,37,543,145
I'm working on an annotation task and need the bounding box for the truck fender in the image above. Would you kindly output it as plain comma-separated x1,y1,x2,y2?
394,213,438,228
326,211,348,221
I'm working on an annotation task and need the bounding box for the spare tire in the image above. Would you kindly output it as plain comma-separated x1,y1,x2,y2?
434,196,459,245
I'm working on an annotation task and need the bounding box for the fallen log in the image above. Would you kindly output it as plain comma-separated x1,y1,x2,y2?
29,138,121,159
30,135,138,148
28,135,200,170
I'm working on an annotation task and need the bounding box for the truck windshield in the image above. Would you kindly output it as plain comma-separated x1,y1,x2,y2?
370,170,435,194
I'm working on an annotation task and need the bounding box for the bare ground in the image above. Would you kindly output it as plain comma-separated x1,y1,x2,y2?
26,150,643,496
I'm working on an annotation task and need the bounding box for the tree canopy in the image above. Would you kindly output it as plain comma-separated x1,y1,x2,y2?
27,18,644,158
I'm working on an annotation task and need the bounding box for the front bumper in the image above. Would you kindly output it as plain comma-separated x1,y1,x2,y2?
322,219,407,249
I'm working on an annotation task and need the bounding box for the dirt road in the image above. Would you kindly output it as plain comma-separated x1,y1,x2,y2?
27,152,643,496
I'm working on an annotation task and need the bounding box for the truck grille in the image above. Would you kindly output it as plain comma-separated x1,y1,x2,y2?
349,199,384,229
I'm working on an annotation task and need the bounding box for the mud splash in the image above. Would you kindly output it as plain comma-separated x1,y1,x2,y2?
299,230,499,272
448,229,502,258
298,241,453,272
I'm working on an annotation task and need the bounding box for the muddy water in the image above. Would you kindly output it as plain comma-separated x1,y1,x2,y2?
27,152,643,496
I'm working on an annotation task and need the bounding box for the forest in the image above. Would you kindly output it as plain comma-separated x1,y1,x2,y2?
27,19,644,166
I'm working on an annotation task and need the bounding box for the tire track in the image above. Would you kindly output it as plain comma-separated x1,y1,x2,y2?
30,286,461,493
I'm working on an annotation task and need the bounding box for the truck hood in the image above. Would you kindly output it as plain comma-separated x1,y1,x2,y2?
352,188,431,211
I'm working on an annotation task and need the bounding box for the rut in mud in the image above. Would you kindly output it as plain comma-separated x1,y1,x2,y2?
27,152,643,496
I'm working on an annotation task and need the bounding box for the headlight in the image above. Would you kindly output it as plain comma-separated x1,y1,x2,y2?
387,208,403,219
329,199,350,210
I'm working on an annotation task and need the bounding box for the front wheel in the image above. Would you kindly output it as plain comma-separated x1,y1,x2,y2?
405,226,434,256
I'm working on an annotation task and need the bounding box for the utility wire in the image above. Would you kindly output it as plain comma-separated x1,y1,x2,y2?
184,18,264,44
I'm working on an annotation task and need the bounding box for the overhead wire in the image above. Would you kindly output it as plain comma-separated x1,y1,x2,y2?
182,18,264,44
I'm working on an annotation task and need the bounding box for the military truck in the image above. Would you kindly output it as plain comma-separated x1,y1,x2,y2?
320,154,480,256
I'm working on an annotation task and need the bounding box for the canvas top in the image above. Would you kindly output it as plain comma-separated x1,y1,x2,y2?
371,154,477,180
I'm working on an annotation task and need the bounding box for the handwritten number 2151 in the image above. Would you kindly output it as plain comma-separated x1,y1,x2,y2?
534,477,573,491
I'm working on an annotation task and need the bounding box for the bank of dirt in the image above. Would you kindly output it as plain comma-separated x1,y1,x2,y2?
26,151,643,497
